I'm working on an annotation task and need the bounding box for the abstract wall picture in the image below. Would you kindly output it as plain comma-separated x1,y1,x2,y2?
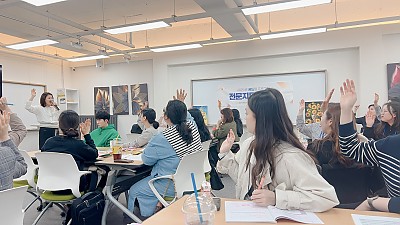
112,85,129,115
131,83,148,115
94,87,110,114
305,101,323,124
387,63,400,100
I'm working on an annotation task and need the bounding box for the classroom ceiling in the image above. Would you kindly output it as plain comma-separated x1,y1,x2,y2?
0,0,399,61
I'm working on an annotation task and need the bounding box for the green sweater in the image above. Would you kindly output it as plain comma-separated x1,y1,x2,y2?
90,124,119,147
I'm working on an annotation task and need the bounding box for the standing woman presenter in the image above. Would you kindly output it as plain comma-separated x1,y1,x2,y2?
25,88,60,149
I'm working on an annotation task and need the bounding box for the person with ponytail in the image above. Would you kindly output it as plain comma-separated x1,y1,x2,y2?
217,89,339,212
131,108,160,147
127,90,202,220
41,110,98,191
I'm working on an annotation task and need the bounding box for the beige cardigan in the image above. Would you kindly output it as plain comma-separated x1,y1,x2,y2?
218,136,339,212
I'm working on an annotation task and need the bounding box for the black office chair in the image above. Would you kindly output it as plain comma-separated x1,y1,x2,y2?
321,164,372,209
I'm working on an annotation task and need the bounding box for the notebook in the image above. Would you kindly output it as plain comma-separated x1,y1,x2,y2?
225,201,324,224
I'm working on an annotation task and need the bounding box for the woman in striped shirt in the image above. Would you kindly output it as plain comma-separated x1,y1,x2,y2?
339,79,399,213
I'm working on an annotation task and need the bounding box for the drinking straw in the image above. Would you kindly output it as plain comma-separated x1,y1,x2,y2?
191,172,204,224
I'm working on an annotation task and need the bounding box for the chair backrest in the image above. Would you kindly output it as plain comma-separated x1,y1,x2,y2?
0,186,28,225
126,133,141,143
14,150,38,188
174,150,208,198
322,165,371,205
202,140,212,173
36,152,88,198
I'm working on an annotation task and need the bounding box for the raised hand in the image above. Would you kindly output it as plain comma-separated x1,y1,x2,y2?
365,111,376,128
31,88,37,97
219,129,235,153
80,119,91,136
321,88,335,112
353,104,360,113
173,89,187,102
340,79,357,124
217,100,222,111
0,112,10,142
0,97,10,113
299,99,305,112
374,93,379,105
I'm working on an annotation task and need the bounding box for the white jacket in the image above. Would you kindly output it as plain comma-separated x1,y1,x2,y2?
218,136,339,212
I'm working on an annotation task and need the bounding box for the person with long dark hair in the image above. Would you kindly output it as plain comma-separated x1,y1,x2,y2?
308,103,355,167
127,93,202,219
188,108,211,142
232,109,243,138
363,101,400,140
25,89,60,149
131,108,160,147
41,110,98,191
213,108,239,150
218,88,338,212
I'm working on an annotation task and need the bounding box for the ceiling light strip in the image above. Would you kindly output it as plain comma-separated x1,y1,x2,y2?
67,55,109,62
328,18,400,31
242,0,332,15
260,27,327,40
151,44,202,52
104,21,170,34
6,39,59,50
21,0,67,6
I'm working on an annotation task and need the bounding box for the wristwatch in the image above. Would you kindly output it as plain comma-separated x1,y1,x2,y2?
367,196,379,210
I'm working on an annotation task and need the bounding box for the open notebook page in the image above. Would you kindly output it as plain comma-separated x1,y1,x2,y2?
352,214,400,225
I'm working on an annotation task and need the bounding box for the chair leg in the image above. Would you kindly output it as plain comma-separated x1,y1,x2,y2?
32,202,53,225
125,191,129,204
24,195,42,212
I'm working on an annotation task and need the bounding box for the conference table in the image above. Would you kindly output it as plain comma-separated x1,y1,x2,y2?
27,148,149,225
142,196,400,225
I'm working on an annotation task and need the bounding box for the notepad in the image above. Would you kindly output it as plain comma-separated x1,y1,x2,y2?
122,153,142,161
225,201,323,224
352,214,400,225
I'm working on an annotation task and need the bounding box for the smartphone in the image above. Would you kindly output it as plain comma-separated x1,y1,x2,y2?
212,197,221,211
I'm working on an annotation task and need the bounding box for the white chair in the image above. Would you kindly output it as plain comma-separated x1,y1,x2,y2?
33,152,92,225
13,150,43,212
126,133,141,143
202,140,212,173
148,150,208,207
0,185,28,225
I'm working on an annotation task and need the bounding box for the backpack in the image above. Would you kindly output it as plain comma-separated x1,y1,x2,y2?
69,190,105,225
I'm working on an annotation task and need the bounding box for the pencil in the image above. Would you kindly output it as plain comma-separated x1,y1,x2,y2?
258,176,265,190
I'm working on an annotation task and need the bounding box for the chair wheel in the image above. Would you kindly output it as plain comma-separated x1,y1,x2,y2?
60,212,66,217
36,204,43,211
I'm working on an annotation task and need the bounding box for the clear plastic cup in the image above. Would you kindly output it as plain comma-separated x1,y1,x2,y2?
182,193,216,225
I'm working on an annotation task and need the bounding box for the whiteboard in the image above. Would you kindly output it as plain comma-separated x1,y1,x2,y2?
3,81,46,130
191,71,326,125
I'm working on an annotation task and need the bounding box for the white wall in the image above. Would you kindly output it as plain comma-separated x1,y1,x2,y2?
150,24,400,119
0,52,69,150
68,60,153,141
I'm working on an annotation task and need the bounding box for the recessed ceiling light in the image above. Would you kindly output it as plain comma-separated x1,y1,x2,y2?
67,55,109,62
151,44,202,52
21,0,67,6
242,0,332,15
6,39,59,50
104,21,170,35
260,28,327,40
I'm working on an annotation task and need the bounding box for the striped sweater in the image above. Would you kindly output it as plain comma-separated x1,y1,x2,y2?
339,122,400,197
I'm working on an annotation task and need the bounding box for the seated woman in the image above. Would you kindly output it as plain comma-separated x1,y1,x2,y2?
339,79,400,210
232,109,243,138
308,103,355,168
127,99,203,219
218,89,339,212
213,108,240,150
188,108,211,142
131,108,159,147
363,101,400,140
41,110,98,192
